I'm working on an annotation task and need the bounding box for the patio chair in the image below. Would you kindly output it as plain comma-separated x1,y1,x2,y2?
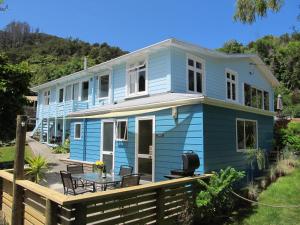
60,171,94,195
119,165,133,176
120,174,141,188
67,164,84,188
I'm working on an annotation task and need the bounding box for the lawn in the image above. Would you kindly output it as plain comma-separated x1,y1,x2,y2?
0,145,33,162
240,168,300,225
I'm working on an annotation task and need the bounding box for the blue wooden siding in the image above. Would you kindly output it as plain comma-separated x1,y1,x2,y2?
203,104,274,172
170,47,274,111
69,104,204,181
148,49,171,94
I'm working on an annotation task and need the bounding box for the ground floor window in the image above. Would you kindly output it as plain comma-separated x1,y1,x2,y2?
115,120,128,141
236,119,257,151
74,123,82,140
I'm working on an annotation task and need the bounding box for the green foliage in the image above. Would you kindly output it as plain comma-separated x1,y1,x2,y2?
244,148,266,171
234,0,284,24
196,167,245,222
281,122,300,151
0,53,31,141
26,155,48,183
0,21,127,86
218,40,245,53
275,84,300,117
53,139,70,154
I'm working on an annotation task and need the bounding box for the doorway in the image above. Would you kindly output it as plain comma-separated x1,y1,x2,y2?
135,116,155,182
101,120,114,173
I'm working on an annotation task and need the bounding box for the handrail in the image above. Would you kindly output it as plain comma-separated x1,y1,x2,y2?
0,169,212,206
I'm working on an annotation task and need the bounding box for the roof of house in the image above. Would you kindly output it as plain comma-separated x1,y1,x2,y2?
67,92,275,118
31,38,280,92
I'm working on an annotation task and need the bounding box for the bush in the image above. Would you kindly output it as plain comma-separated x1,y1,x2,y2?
53,139,70,154
195,167,245,223
26,155,48,183
247,182,259,200
281,122,300,152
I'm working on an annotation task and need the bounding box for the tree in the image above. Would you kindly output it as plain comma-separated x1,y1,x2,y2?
234,0,284,24
218,40,245,53
0,53,31,141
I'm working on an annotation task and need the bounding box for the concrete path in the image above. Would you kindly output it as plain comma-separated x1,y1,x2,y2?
26,133,68,192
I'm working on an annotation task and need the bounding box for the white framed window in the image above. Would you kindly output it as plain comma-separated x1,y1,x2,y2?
244,83,268,110
263,91,269,110
58,88,64,103
81,81,89,101
236,119,258,152
115,120,128,141
72,83,79,101
186,55,204,94
225,69,237,101
44,90,50,105
65,85,72,101
74,123,82,140
98,74,110,98
126,60,147,97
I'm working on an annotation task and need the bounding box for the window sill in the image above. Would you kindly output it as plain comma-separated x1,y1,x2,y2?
115,139,128,142
98,97,109,101
237,148,258,153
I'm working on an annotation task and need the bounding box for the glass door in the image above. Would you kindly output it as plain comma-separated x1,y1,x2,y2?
101,121,114,173
136,117,154,182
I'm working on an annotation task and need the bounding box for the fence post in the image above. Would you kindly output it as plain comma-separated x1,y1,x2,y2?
156,188,165,224
45,198,58,225
0,177,2,210
74,203,87,225
12,115,27,225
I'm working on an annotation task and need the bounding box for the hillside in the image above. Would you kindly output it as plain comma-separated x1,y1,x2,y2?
0,21,127,86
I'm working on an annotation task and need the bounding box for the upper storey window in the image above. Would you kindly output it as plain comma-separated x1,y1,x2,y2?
44,90,50,105
98,74,110,98
65,85,72,101
58,88,64,103
244,83,270,110
81,81,89,101
126,60,147,97
187,55,204,94
72,83,79,101
226,69,237,101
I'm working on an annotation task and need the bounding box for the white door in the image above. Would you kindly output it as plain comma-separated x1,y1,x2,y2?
135,116,155,182
101,120,115,173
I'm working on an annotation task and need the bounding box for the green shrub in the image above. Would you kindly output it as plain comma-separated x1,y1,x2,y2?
53,139,70,154
281,122,300,151
195,167,245,223
247,182,259,200
26,155,48,183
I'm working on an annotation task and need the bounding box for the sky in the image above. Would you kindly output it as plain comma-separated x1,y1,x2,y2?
0,0,299,52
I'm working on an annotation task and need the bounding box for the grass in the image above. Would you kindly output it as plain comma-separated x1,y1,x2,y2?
0,145,33,162
238,168,300,225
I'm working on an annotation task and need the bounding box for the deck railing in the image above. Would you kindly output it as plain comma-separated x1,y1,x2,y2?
0,170,211,225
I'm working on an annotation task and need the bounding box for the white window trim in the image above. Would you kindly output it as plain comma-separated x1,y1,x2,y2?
74,122,82,140
186,54,205,95
115,119,128,141
97,73,111,100
64,84,73,102
225,68,238,102
80,80,89,102
236,118,258,152
244,83,266,110
125,58,148,98
43,89,51,105
72,82,80,101
58,87,65,103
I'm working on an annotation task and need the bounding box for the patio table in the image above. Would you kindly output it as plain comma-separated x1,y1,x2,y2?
72,173,122,192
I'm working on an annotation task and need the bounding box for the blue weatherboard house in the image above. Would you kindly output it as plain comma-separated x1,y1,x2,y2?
31,39,279,182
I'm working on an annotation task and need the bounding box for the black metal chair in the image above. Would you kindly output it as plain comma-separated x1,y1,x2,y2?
119,165,133,176
60,171,94,195
67,164,84,188
120,174,141,188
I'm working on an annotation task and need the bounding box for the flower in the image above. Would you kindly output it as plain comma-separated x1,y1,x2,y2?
95,161,104,167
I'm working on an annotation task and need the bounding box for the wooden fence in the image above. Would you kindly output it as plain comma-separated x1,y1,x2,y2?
0,170,211,225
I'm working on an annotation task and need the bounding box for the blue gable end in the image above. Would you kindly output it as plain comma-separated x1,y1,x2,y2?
203,104,274,172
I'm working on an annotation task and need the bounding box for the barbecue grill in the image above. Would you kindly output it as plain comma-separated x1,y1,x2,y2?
164,151,200,179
